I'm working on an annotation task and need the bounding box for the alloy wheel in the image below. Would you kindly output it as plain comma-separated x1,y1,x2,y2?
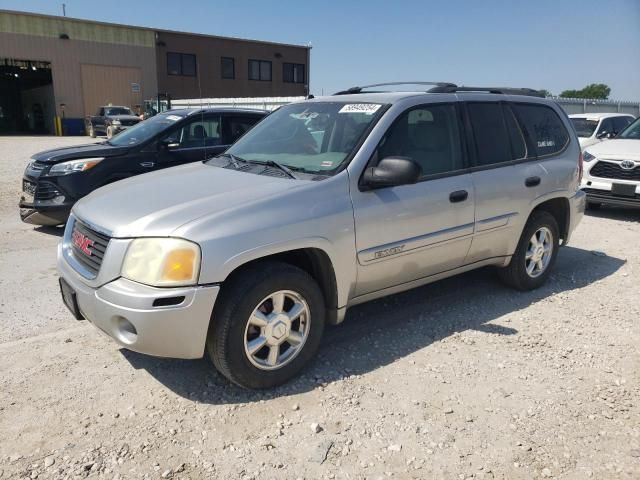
243,290,311,370
525,226,553,278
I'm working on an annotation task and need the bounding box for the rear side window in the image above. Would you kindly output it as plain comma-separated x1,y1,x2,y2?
467,103,512,166
512,104,569,157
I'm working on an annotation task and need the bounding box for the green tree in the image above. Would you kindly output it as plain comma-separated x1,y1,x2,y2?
539,89,552,98
559,83,611,100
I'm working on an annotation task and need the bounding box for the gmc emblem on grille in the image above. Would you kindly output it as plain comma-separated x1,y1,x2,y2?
620,160,635,170
72,231,94,256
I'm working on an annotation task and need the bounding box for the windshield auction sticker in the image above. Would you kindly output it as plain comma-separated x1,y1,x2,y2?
339,104,382,115
166,115,182,122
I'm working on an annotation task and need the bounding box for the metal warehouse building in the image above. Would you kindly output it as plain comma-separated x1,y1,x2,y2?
0,10,310,135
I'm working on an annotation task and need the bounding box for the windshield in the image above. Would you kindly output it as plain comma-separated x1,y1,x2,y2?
225,102,385,174
108,112,186,146
570,118,598,137
106,107,134,116
618,118,640,139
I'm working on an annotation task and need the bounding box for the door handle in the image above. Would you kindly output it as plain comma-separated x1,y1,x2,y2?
525,176,541,187
449,190,468,203
140,162,155,168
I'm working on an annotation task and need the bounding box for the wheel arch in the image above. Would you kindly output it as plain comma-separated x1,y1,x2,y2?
219,245,344,325
529,195,570,244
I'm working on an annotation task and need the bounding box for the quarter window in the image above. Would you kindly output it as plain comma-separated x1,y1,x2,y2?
467,103,512,166
512,104,569,157
221,57,235,79
378,104,464,177
248,59,272,81
283,63,305,83
167,52,197,77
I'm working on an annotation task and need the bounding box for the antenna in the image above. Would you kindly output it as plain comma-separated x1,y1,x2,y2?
62,3,66,16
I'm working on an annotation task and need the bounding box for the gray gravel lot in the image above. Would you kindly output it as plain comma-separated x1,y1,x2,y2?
0,136,639,480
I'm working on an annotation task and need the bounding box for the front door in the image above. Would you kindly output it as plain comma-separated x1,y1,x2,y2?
350,103,475,297
157,114,225,168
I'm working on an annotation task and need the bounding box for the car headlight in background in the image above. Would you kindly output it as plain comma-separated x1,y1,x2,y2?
48,157,104,176
583,151,596,162
121,238,201,287
112,120,121,126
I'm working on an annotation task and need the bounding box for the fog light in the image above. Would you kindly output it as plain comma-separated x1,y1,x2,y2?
113,316,137,344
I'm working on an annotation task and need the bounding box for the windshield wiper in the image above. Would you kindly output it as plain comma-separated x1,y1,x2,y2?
215,153,298,179
259,159,297,179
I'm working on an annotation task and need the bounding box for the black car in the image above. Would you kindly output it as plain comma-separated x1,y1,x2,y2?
19,108,267,226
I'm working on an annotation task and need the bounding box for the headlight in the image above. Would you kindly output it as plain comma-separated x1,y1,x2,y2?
112,120,121,126
583,151,596,162
121,238,201,287
48,158,104,176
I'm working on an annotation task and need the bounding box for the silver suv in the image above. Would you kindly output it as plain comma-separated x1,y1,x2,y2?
57,83,586,389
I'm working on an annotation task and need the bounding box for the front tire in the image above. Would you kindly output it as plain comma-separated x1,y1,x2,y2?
207,262,326,389
106,126,113,139
498,211,559,291
89,125,96,138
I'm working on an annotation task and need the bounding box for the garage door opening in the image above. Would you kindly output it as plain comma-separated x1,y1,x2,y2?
0,58,54,135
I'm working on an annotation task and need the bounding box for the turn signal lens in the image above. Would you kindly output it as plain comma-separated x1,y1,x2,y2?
161,249,197,282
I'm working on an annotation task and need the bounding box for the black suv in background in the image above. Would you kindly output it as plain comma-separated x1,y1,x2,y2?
19,108,267,226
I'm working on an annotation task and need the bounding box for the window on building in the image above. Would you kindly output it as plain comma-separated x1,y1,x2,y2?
283,63,305,83
248,59,272,81
167,52,197,76
221,57,235,79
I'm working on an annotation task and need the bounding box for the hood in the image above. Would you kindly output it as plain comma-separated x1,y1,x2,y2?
585,139,640,160
72,162,302,238
32,142,129,163
110,115,140,122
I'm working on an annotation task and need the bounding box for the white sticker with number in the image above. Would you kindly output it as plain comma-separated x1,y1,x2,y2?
339,104,382,115
166,115,182,122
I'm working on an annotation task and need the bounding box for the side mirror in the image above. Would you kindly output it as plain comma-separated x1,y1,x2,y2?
159,139,179,150
361,156,422,190
596,131,616,140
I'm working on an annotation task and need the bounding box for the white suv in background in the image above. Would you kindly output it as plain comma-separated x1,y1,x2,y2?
582,117,640,209
569,113,635,149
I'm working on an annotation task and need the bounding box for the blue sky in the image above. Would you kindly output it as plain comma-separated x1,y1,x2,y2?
2,0,639,99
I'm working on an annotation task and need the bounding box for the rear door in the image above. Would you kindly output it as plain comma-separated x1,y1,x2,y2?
465,101,570,263
350,102,475,296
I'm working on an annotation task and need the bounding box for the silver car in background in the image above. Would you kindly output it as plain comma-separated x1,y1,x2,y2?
57,83,585,389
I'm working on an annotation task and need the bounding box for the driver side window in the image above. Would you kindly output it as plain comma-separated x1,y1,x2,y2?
376,104,464,178
161,116,222,148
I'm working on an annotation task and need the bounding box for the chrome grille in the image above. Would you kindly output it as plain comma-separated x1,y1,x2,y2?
70,220,110,276
590,161,640,181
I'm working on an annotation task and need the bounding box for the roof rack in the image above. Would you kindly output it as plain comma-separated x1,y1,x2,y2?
333,82,545,98
333,82,456,95
427,85,545,97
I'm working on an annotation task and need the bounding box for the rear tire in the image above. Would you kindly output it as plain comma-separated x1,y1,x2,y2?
207,261,326,389
498,211,559,291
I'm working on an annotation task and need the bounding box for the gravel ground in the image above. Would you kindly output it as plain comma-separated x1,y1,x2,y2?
0,136,639,480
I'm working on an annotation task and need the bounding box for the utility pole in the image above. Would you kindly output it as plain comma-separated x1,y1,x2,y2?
62,3,66,16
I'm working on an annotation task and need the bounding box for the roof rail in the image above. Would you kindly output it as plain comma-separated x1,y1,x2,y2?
427,85,545,97
333,81,456,95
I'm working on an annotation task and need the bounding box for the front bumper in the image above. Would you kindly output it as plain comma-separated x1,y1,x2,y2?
581,178,640,207
57,243,219,359
19,176,74,226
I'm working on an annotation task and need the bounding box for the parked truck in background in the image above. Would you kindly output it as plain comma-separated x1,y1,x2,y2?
85,106,141,139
